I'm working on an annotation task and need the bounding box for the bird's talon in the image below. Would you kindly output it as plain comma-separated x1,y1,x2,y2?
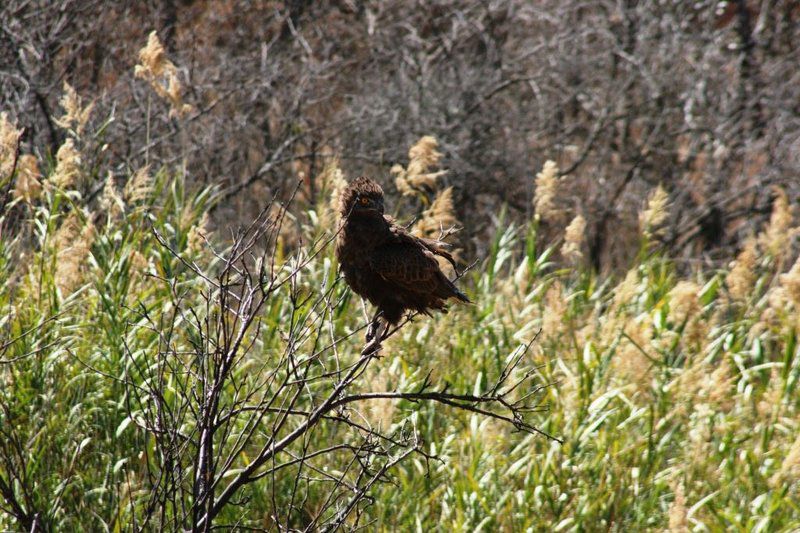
361,339,383,357
365,321,377,342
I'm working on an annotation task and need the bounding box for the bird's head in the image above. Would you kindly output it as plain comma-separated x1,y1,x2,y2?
340,176,385,218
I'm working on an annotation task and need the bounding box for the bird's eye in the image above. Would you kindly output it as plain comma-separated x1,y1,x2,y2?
359,197,370,206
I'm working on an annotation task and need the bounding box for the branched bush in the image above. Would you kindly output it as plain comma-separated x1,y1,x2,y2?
0,111,554,530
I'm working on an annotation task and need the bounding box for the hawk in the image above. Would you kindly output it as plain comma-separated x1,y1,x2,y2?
335,176,470,352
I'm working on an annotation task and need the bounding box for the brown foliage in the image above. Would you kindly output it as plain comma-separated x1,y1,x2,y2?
2,0,799,270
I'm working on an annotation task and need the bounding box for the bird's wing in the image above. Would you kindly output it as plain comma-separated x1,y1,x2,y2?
369,241,444,295
385,219,459,269
418,237,458,270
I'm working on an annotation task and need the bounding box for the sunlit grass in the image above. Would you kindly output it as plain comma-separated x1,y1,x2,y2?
2,109,800,530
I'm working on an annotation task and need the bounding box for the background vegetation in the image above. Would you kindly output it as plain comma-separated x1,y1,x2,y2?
3,1,800,269
2,1,800,531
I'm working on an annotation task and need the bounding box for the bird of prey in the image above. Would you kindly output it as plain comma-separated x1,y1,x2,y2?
335,176,470,353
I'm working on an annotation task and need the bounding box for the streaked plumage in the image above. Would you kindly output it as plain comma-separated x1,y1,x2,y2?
335,177,469,343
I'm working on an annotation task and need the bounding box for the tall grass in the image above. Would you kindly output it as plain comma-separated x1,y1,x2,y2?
2,111,800,531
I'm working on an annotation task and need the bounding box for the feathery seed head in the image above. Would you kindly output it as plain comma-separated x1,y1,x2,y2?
756,369,784,418
187,212,210,253
612,316,654,393
54,82,94,135
705,357,734,409
100,172,124,218
392,136,447,196
391,164,413,196
51,138,82,189
667,483,688,532
758,188,794,262
542,282,567,339
320,160,347,214
779,256,800,307
135,31,193,119
408,135,442,170
0,112,22,179
124,166,153,204
640,185,670,238
135,31,170,78
726,238,757,300
54,212,95,295
414,187,457,239
668,281,701,324
761,285,789,330
12,155,42,204
613,268,641,309
561,214,586,265
534,160,560,222
672,356,735,414
770,431,800,487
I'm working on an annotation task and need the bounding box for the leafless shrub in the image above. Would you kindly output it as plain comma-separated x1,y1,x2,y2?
117,190,555,530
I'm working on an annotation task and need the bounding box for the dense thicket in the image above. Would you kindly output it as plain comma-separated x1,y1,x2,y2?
3,1,798,269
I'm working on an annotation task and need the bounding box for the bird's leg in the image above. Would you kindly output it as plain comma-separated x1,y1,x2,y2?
362,299,377,342
362,314,388,356
365,309,382,342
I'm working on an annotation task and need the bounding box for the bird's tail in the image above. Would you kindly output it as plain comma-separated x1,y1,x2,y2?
438,271,472,303
452,286,471,304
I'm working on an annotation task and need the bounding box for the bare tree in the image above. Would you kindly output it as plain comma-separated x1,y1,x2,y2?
117,191,556,530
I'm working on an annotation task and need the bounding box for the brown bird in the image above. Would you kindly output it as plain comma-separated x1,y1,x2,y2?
335,176,470,353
